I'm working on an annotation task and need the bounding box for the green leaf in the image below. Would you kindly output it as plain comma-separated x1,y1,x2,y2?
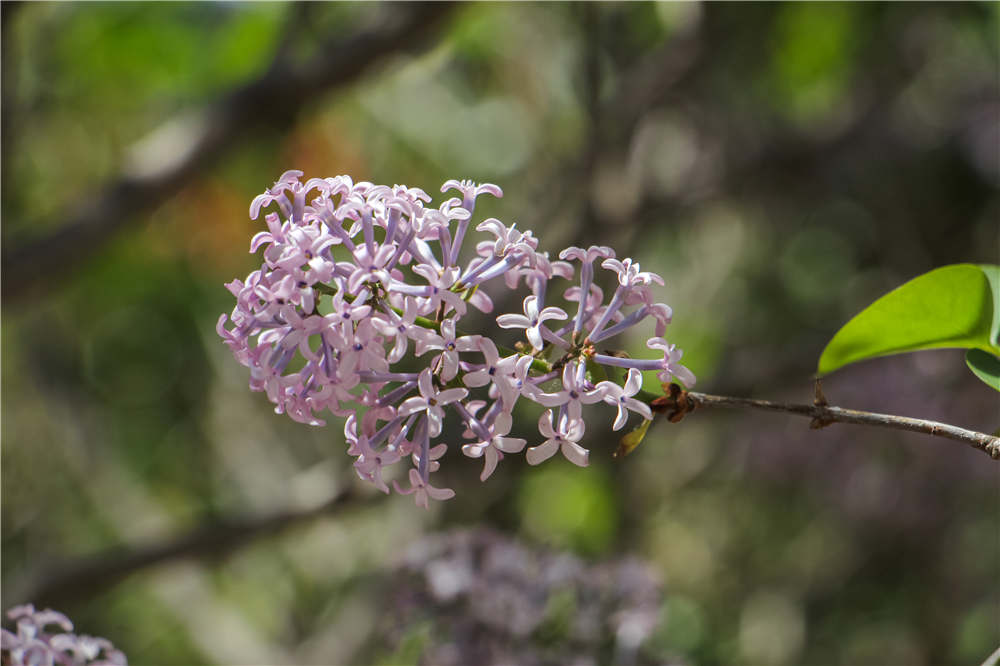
615,419,652,459
818,264,1000,376
966,349,1000,392
979,264,1000,347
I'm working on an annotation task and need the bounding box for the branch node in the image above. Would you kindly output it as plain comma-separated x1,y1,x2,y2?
652,382,697,423
809,416,835,430
813,377,828,407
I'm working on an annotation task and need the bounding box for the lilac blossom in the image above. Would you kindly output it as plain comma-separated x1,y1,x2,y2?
219,172,694,507
596,368,653,431
461,412,527,481
526,410,589,467
461,338,515,400
591,337,695,386
415,318,479,382
559,245,614,335
399,369,469,438
531,361,609,421
395,468,456,509
1,604,127,666
496,295,567,350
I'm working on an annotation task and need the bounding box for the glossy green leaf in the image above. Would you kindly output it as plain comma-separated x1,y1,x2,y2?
979,264,1000,347
966,349,1000,392
818,264,1000,376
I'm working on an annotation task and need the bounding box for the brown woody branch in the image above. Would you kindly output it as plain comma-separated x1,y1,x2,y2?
649,383,1000,460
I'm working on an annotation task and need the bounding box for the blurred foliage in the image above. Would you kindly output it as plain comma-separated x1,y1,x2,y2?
2,2,998,665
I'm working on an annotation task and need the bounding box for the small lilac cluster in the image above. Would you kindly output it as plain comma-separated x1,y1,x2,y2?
1,605,127,666
218,172,694,507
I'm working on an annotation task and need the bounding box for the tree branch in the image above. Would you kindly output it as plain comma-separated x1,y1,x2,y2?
647,383,1000,460
7,488,371,609
2,2,454,304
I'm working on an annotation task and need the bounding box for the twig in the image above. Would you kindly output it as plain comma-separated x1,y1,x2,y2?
647,384,1000,460
981,645,1000,666
8,488,369,609
2,2,454,304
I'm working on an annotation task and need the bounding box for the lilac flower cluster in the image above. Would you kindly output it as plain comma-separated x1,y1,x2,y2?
1,605,127,666
218,172,694,507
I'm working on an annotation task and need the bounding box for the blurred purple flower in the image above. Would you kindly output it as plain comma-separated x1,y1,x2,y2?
1,604,127,666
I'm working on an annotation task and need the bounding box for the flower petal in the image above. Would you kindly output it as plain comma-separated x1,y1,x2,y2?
496,436,526,453
561,440,590,467
526,438,559,465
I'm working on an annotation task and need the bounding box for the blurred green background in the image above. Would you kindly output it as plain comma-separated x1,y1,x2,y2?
2,3,998,664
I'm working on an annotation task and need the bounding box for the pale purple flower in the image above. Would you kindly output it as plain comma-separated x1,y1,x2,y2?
341,319,389,376
349,427,402,494
590,338,695,387
1,604,127,666
441,179,503,211
559,245,615,264
462,338,506,390
249,169,304,220
394,468,456,509
399,369,469,437
377,298,429,363
221,172,694,505
583,258,661,341
504,353,539,410
623,284,673,337
273,223,336,275
410,265,468,317
439,180,504,268
260,304,326,360
519,251,574,304
596,368,653,431
461,412,527,481
531,361,608,421
416,318,481,381
525,410,589,467
559,245,615,335
496,295,568,350
646,337,696,386
249,211,287,254
342,244,393,293
601,257,664,288
561,282,606,338
476,219,537,259
423,198,473,267
251,271,311,313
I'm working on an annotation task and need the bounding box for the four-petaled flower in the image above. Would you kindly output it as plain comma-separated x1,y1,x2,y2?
462,412,527,481
601,257,664,288
394,468,455,509
596,368,653,431
399,369,469,437
416,318,481,381
532,361,608,421
526,410,589,467
646,337,696,386
496,295,568,350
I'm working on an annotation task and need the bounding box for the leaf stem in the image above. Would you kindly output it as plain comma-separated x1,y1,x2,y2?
642,386,1000,460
